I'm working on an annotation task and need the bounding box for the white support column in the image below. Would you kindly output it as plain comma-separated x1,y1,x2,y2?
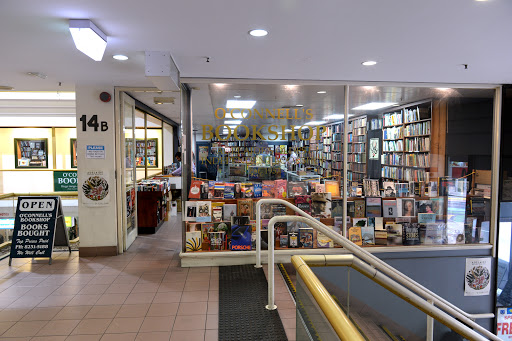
76,85,118,257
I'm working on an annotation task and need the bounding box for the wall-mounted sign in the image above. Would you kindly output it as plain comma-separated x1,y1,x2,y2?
82,170,110,207
465,257,491,296
53,171,78,192
497,307,512,339
86,145,105,159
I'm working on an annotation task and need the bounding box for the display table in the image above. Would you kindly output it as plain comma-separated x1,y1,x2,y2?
286,171,321,182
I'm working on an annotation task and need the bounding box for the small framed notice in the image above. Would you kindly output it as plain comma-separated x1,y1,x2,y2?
369,138,379,160
464,257,491,296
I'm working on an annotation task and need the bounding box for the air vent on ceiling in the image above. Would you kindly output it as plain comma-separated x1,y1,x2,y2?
154,97,175,105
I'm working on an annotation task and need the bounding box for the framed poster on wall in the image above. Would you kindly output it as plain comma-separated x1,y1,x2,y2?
70,138,77,168
135,138,158,168
14,138,48,168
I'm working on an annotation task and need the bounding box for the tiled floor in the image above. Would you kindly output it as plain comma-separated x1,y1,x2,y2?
0,215,297,341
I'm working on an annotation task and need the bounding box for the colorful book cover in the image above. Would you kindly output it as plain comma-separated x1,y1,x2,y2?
386,223,403,245
231,224,252,251
402,223,420,245
361,225,375,246
308,181,320,194
241,183,254,198
260,204,273,219
250,220,257,249
185,231,202,252
224,183,235,199
196,201,212,222
200,182,209,199
188,180,203,199
331,199,343,218
383,181,396,197
324,180,340,197
201,223,215,250
398,198,415,217
185,201,197,221
418,213,436,224
287,181,308,197
315,183,326,193
396,183,410,197
295,195,312,215
234,183,243,199
317,229,334,248
275,179,288,198
208,181,215,199
237,199,253,219
274,222,287,245
311,192,332,218
348,226,363,246
425,223,446,245
214,221,231,249
417,200,434,213
211,202,224,222
347,201,355,217
299,228,314,248
280,235,288,248
365,197,382,218
253,183,262,198
262,181,275,197
289,232,299,248
223,204,237,221
368,217,384,230
431,197,445,218
271,204,287,216
354,200,365,218
213,183,225,198
352,218,367,228
209,231,226,250
375,230,388,245
383,200,397,218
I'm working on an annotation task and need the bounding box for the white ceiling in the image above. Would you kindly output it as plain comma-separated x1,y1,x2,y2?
0,0,510,122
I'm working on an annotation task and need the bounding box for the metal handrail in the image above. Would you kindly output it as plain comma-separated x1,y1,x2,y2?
255,199,497,340
293,254,491,341
292,255,366,341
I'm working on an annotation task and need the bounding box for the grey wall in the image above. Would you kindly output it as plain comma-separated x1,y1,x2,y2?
312,248,494,339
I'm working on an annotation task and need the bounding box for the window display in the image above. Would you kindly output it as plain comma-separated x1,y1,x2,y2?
14,138,48,168
135,138,158,168
70,138,77,168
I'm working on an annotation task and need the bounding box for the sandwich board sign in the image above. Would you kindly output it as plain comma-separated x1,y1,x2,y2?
9,196,71,265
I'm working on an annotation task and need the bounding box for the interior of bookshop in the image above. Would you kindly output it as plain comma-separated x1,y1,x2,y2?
183,83,496,253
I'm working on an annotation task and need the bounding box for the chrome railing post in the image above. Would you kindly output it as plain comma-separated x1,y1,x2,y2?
266,218,276,310
255,200,262,268
427,299,434,341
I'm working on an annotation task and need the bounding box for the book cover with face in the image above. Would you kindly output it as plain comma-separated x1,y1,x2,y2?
311,192,332,218
196,201,212,222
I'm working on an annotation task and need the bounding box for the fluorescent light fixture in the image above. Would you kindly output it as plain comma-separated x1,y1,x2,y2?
228,125,237,129
352,102,397,110
325,114,349,120
224,120,242,125
113,54,128,61
249,29,268,37
234,95,241,98
305,121,327,126
0,115,76,127
0,91,75,100
69,19,107,61
294,126,308,129
362,60,377,66
284,129,292,133
436,87,451,91
226,100,256,109
317,91,327,94
295,104,304,107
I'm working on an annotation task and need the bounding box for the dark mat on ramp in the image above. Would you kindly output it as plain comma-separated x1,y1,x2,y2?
219,265,288,341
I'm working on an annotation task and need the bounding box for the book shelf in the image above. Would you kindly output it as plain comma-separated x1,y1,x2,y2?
135,138,158,168
347,116,367,181
381,101,432,182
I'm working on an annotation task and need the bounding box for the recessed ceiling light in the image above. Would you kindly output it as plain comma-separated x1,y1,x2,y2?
214,83,227,87
224,120,242,125
226,100,256,109
317,91,327,94
284,130,292,133
113,54,128,61
284,85,298,90
294,126,308,129
362,61,377,66
249,29,268,37
352,102,397,110
234,95,241,98
295,104,304,107
362,86,377,90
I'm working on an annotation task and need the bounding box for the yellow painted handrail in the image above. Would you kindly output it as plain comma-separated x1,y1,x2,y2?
291,255,365,341
0,192,78,199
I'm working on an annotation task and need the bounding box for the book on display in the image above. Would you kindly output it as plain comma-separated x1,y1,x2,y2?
185,201,197,221
196,201,212,222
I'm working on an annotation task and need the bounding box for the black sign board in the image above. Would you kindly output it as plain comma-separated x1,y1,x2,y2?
9,196,71,265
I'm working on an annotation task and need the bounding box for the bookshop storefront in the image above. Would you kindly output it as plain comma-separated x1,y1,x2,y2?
179,80,502,333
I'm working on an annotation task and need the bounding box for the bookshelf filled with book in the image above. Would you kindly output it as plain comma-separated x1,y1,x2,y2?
381,101,432,182
347,116,367,182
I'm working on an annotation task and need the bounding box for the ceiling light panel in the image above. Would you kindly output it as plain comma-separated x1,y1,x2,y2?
249,29,268,37
69,19,107,61
0,92,75,100
226,100,256,109
352,102,397,110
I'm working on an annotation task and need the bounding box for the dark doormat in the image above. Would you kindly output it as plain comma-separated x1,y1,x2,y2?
219,265,288,341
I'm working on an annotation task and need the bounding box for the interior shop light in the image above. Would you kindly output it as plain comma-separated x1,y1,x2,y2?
325,114,349,120
226,100,256,109
0,91,75,100
69,19,107,61
224,120,242,125
305,121,327,126
249,29,268,37
361,60,377,66
113,54,128,61
295,104,304,107
352,102,397,110
317,91,327,94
